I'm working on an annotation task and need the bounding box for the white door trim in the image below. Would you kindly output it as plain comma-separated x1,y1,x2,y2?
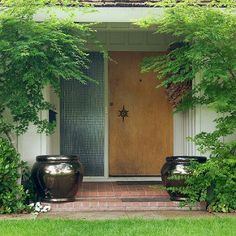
104,53,109,178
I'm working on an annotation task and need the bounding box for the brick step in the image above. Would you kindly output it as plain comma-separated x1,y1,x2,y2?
76,196,170,202
45,200,206,212
77,190,169,198
76,192,169,198
75,196,171,202
76,182,169,198
43,182,206,212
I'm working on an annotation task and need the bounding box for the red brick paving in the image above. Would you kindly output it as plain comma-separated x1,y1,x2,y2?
76,182,168,198
45,182,206,212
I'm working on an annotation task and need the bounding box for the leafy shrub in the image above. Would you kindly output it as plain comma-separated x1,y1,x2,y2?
21,163,37,204
182,156,236,212
0,137,30,213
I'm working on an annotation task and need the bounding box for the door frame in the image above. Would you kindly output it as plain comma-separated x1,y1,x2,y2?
104,52,109,178
85,51,162,180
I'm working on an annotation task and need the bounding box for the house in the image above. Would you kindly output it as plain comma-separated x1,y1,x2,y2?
17,0,218,181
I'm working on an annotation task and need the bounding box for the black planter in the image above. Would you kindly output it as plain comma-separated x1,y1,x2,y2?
161,156,207,201
31,155,83,202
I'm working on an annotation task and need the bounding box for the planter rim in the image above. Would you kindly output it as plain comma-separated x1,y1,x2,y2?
166,156,207,162
36,155,79,162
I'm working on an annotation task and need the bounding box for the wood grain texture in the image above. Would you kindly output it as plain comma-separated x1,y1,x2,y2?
109,52,173,176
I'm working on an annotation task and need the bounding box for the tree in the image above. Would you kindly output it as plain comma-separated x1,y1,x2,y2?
0,0,98,213
0,0,96,141
138,0,236,212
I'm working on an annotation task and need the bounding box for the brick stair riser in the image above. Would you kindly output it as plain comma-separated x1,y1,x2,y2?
46,202,206,212
77,192,169,198
49,206,205,212
75,196,170,201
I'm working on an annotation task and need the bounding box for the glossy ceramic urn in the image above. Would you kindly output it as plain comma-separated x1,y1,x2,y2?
32,155,83,202
161,156,207,201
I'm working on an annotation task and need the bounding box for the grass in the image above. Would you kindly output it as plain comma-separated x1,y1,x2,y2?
0,218,236,236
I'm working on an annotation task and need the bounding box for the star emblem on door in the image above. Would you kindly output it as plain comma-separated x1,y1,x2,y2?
118,105,129,122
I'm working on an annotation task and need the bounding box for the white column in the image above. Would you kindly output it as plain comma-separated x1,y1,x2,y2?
183,109,198,156
173,112,185,156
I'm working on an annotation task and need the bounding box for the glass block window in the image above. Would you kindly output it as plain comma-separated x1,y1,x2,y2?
60,52,104,176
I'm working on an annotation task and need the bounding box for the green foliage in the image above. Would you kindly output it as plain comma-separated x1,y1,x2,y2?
183,156,236,212
147,0,236,8
0,137,30,214
21,162,38,204
138,0,236,212
0,0,96,138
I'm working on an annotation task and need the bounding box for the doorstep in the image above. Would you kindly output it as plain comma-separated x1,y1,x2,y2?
43,182,206,212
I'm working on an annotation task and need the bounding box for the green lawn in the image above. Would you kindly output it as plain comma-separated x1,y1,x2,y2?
0,218,236,236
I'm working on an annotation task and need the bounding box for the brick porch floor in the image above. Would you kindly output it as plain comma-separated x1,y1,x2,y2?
46,182,206,212
76,182,168,198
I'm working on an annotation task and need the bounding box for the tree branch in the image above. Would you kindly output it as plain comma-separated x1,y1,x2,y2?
4,130,12,144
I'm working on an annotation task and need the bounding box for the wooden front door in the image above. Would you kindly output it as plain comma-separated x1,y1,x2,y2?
109,52,173,176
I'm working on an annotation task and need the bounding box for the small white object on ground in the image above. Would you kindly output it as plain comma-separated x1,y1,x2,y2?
29,202,51,213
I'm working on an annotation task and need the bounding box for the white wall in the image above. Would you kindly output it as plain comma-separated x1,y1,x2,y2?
17,125,43,166
17,87,52,166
